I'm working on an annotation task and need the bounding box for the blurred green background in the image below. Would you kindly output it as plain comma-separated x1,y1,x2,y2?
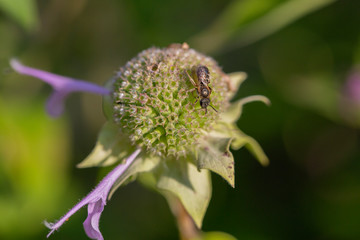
1,0,360,239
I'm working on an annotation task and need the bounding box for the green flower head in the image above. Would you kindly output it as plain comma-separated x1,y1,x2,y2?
111,44,229,158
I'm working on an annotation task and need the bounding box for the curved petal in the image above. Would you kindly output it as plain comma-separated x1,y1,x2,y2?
45,195,93,238
10,59,73,89
10,59,111,117
46,91,69,117
45,149,141,238
83,200,105,240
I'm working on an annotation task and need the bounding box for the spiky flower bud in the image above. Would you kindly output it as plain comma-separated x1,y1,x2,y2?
112,45,230,158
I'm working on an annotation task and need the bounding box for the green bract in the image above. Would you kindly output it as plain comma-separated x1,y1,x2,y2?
78,44,269,228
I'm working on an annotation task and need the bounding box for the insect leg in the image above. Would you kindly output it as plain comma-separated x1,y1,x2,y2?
184,69,198,87
186,88,197,93
194,96,199,104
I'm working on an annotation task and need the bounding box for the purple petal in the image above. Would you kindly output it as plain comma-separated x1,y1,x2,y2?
10,59,111,117
45,149,141,239
345,70,360,102
46,91,69,117
83,200,105,240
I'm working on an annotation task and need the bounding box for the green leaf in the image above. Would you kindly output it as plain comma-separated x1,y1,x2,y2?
210,123,269,166
77,121,134,168
0,0,38,31
227,72,247,100
197,137,235,187
108,155,161,199
229,0,337,49
194,231,238,240
232,128,269,166
189,0,336,53
155,160,212,228
221,95,271,123
189,0,280,52
102,78,115,120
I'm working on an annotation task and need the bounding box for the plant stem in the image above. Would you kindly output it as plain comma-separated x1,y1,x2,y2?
172,199,201,240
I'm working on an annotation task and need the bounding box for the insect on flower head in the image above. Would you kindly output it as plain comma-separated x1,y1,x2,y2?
110,45,230,159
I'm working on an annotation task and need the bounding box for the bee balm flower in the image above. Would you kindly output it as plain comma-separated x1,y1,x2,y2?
11,43,269,239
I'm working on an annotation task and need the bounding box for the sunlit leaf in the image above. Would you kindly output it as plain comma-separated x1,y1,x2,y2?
210,123,269,166
227,72,248,100
195,231,238,240
0,0,38,31
155,160,212,228
231,127,269,166
77,122,134,168
221,95,270,123
197,137,235,187
190,0,337,53
230,0,337,49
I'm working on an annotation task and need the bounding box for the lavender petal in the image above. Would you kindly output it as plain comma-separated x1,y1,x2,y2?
346,70,360,102
10,59,74,89
83,200,105,240
46,91,69,117
45,149,141,238
10,59,111,117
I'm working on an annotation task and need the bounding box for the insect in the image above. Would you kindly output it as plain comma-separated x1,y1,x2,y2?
185,65,217,114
